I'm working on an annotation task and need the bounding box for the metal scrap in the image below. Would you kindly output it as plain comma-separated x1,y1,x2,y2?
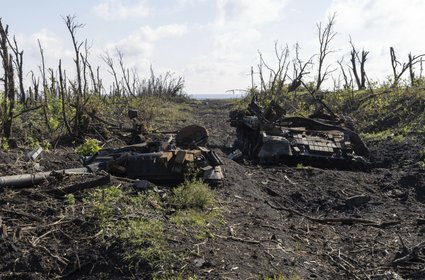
0,125,224,188
229,97,369,169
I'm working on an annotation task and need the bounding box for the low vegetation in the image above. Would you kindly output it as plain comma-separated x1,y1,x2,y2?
170,179,215,210
83,179,219,278
75,138,102,156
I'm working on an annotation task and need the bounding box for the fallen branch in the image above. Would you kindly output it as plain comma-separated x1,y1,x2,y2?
326,253,362,280
0,207,43,222
392,241,425,265
265,200,400,227
49,173,110,196
84,109,116,127
213,234,261,244
12,105,43,119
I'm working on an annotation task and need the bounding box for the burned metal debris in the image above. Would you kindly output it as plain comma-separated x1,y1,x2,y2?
85,141,224,185
0,124,224,188
229,97,369,169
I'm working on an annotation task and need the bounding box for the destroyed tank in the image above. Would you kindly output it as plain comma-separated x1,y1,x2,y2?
229,97,369,169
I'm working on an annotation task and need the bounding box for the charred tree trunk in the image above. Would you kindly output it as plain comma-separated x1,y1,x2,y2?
409,53,415,86
337,58,351,90
38,40,52,133
315,13,337,92
117,49,134,97
9,37,25,104
390,47,425,87
350,46,368,90
64,15,84,137
59,59,72,135
102,52,121,97
0,20,15,139
3,54,15,139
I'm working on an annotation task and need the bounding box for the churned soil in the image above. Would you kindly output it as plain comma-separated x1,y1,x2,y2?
0,99,424,279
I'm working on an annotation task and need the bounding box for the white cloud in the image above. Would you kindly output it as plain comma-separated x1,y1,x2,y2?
26,29,74,69
139,24,188,42
93,0,150,21
181,0,291,92
8,29,77,87
326,0,425,83
216,0,290,28
102,24,187,68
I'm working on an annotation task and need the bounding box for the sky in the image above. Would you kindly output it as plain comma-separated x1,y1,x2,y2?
2,0,425,94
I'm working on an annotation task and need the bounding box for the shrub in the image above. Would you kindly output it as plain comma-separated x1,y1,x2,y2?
75,138,101,156
1,137,9,151
170,180,214,210
64,194,76,205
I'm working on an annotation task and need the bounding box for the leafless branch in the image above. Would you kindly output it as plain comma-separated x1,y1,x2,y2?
315,13,337,92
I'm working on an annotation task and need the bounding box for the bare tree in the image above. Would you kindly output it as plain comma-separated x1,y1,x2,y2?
117,49,135,96
315,13,337,92
37,40,52,133
337,57,352,90
0,19,15,139
256,42,291,100
101,52,121,96
80,40,90,98
349,39,369,90
30,70,40,101
8,36,25,104
82,52,101,96
390,47,425,87
58,59,72,135
64,15,84,137
289,43,312,92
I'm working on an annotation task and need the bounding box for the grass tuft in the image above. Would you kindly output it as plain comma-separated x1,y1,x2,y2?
170,179,214,210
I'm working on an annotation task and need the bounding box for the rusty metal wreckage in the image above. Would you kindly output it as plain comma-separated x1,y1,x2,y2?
229,96,370,169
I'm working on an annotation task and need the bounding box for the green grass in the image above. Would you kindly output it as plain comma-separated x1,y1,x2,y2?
120,219,170,269
84,186,171,269
169,180,221,241
171,209,217,227
360,130,394,141
360,129,407,142
84,182,221,274
127,96,193,130
64,194,76,205
171,208,218,241
153,273,199,280
170,179,215,210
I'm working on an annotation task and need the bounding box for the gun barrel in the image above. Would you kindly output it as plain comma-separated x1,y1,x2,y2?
0,165,101,188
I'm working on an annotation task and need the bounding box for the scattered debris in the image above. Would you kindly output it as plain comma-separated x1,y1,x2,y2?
392,240,425,265
227,149,243,161
175,124,208,147
133,179,153,192
26,147,43,161
345,194,371,208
